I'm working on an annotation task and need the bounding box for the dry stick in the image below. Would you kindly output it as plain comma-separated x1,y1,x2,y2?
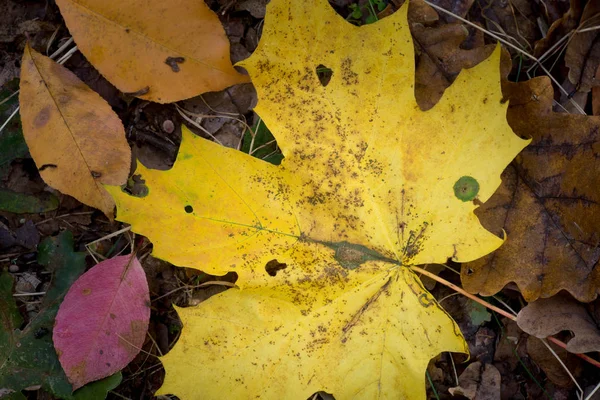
410,265,600,369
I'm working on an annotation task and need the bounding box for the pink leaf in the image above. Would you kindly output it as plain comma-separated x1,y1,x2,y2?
53,254,150,389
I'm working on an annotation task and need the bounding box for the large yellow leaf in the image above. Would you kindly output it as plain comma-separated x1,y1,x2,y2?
55,0,249,103
108,0,528,398
20,44,130,218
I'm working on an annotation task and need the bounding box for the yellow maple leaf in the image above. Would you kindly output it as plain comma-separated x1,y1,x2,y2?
107,1,528,398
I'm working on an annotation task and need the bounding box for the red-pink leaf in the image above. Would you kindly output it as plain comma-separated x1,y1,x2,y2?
53,255,150,389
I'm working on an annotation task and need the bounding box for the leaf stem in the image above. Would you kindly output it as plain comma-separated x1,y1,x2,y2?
410,265,600,369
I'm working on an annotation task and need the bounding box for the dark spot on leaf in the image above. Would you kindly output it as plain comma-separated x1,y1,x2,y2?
99,349,103,355
106,363,111,367
184,205,193,213
91,170,102,178
82,288,92,295
166,56,185,72
125,28,130,33
265,259,287,276
110,313,116,319
315,64,333,86
453,176,479,202
34,106,51,128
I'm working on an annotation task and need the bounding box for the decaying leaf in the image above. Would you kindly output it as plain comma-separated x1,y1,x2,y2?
526,336,582,388
0,79,27,179
462,75,600,302
54,255,150,390
19,44,130,218
534,0,583,57
108,0,527,398
412,22,493,110
448,361,501,400
517,293,600,354
55,0,249,103
564,0,600,93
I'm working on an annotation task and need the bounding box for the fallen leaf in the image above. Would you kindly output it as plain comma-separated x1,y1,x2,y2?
108,1,527,397
526,336,582,388
477,0,540,52
19,44,130,218
412,22,494,110
564,0,600,93
593,66,600,115
55,0,249,103
0,79,28,179
0,188,58,214
517,293,600,354
461,75,600,302
53,254,150,390
448,361,501,400
425,0,474,22
534,0,583,57
0,231,118,399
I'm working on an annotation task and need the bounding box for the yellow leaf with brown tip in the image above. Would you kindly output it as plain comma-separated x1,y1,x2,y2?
55,0,249,103
19,44,130,218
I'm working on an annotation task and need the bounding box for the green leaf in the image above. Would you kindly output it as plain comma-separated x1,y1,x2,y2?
72,372,122,399
0,79,28,179
0,231,87,399
0,189,59,214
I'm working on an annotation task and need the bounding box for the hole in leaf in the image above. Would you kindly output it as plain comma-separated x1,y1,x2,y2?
466,267,474,275
241,118,283,165
184,205,193,213
315,64,333,86
265,259,287,277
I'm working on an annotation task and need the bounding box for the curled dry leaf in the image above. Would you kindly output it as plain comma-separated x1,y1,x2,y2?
109,0,527,397
19,44,130,218
53,255,150,389
462,76,600,302
448,361,501,400
517,293,600,354
55,0,249,103
534,0,583,57
564,0,600,93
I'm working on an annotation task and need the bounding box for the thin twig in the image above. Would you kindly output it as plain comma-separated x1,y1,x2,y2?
410,265,600,369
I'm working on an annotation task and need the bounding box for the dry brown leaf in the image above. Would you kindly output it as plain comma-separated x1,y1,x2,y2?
412,20,494,109
593,66,600,115
19,44,130,218
526,336,582,388
534,0,583,57
462,75,600,302
477,0,540,53
55,0,249,103
518,293,600,354
426,0,474,22
448,361,501,400
565,0,600,93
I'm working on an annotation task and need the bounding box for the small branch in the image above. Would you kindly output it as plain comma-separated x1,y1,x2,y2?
410,265,600,369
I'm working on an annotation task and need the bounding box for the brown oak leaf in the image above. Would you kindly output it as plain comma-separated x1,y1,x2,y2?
461,76,600,302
